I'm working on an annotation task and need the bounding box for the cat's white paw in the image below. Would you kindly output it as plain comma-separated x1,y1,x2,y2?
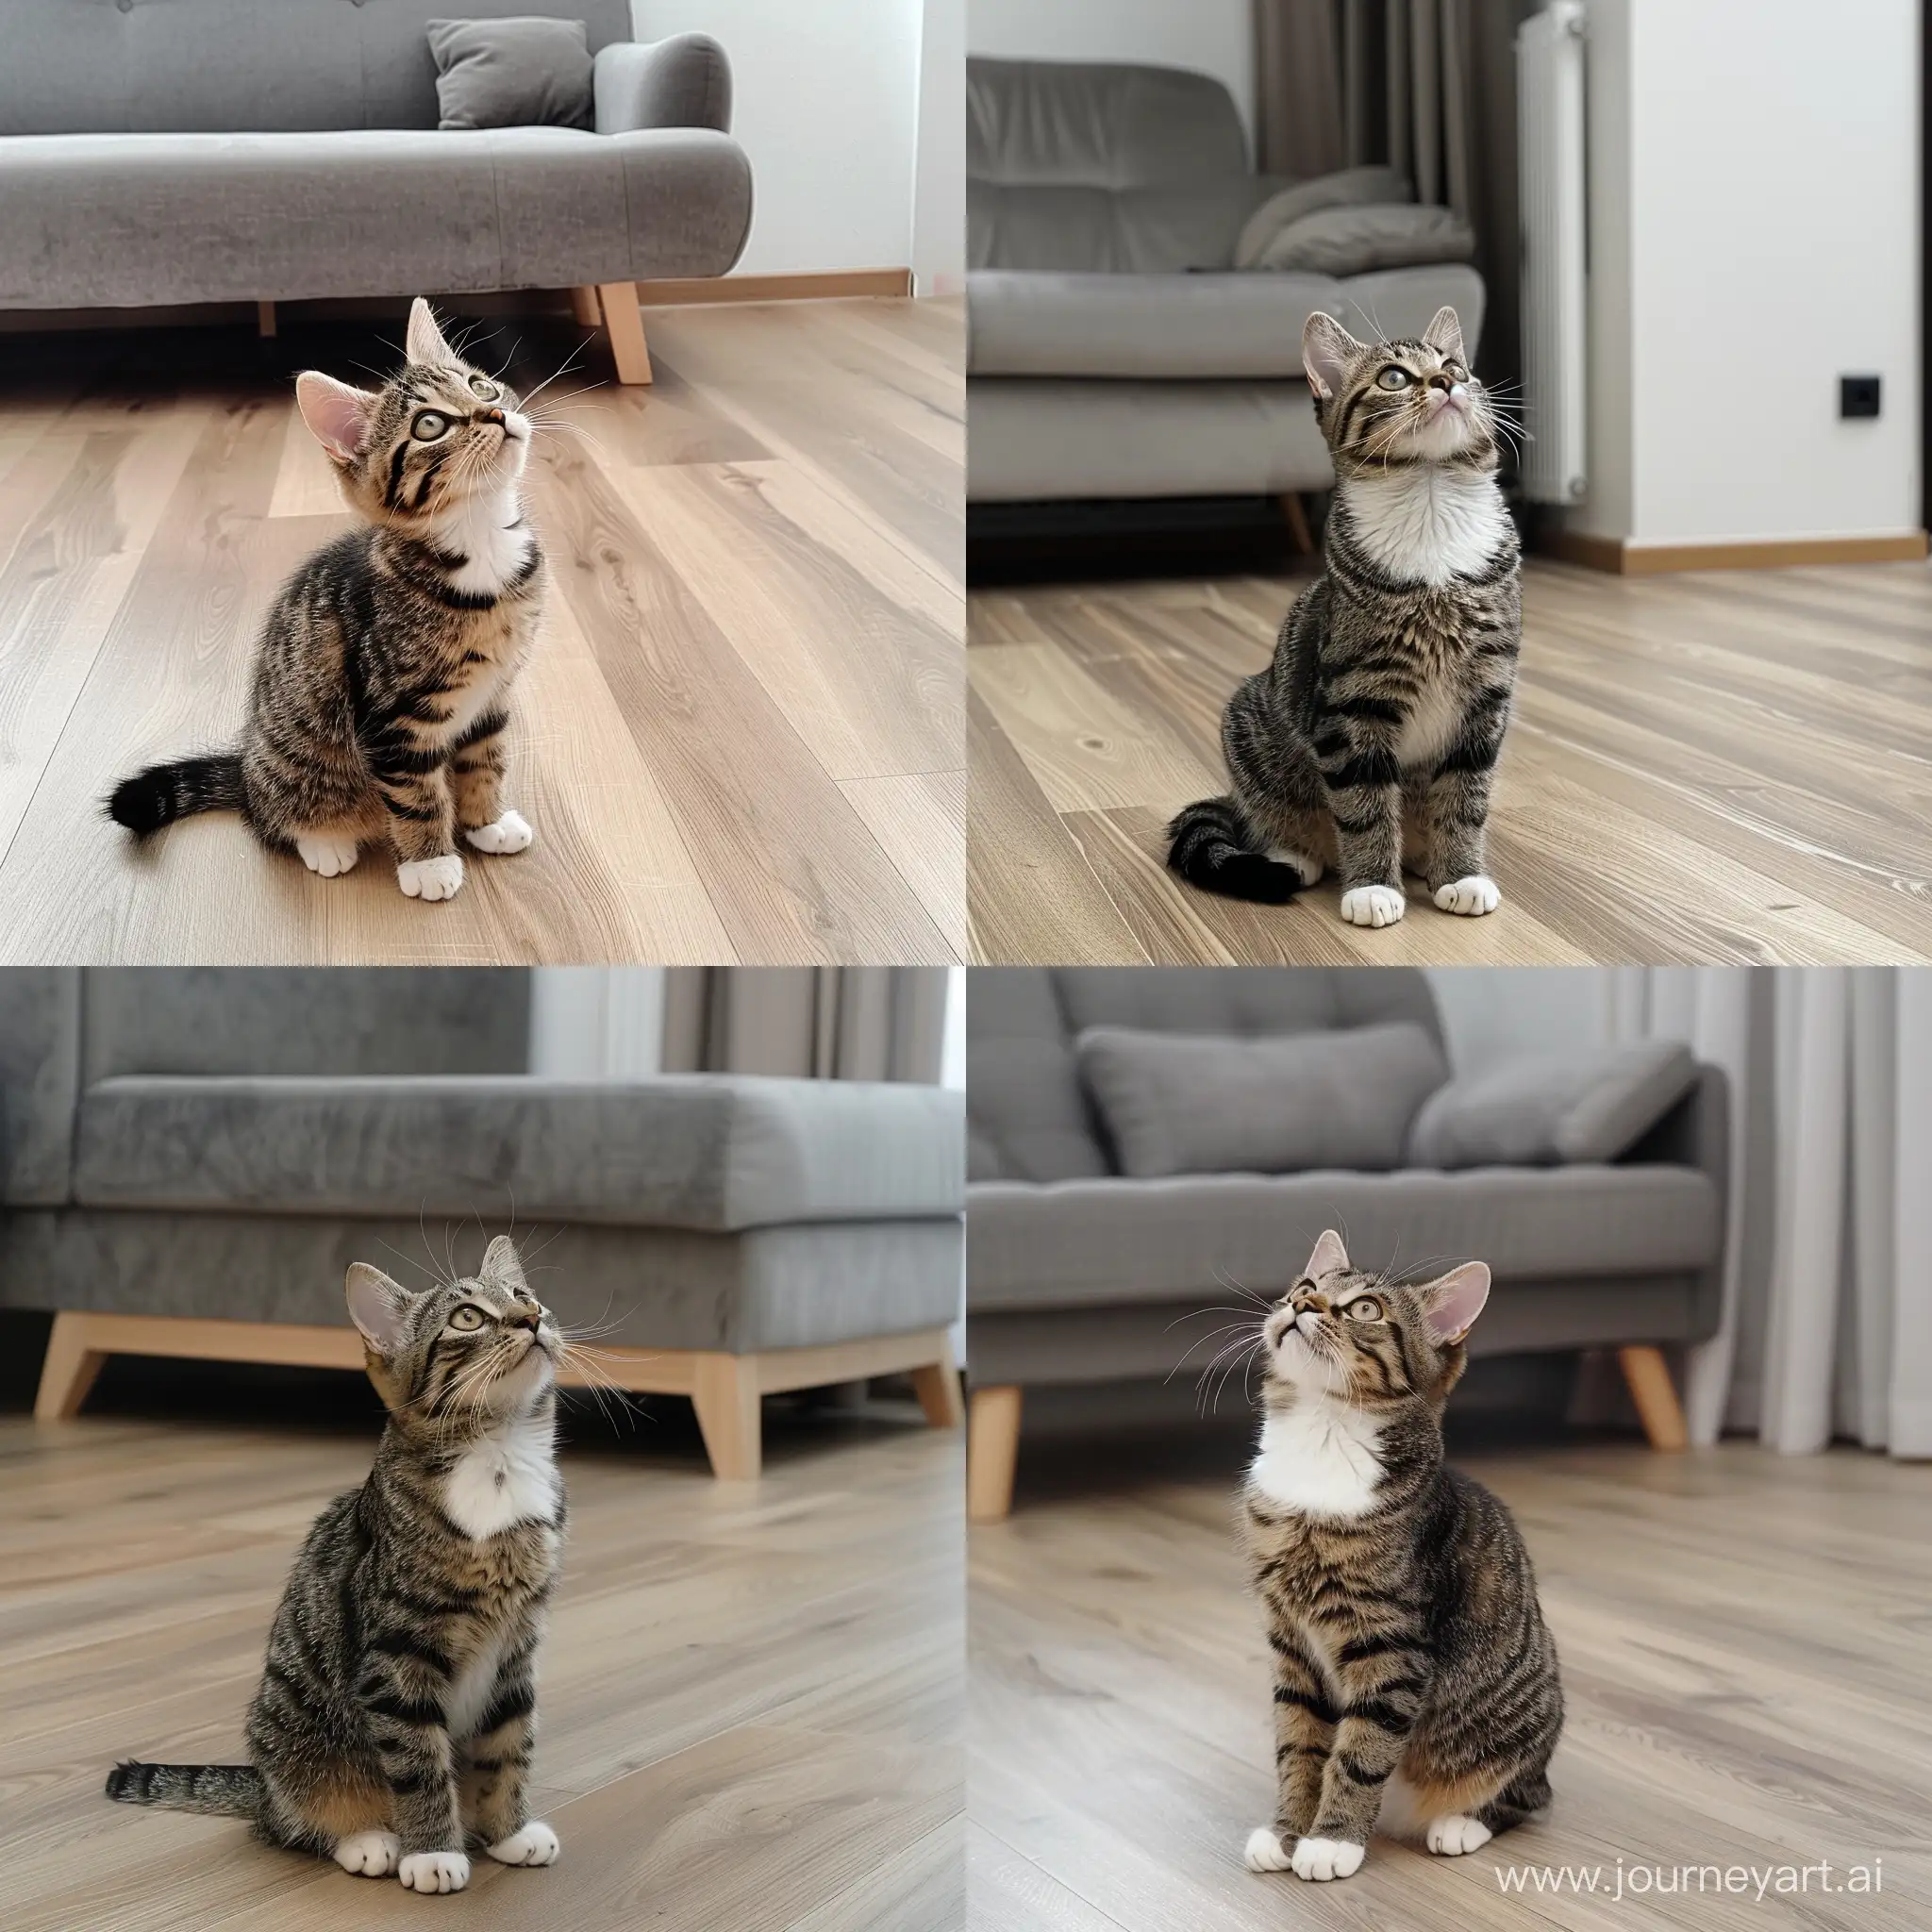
1291,1836,1365,1882
1268,847,1325,888
1243,1826,1292,1872
1426,1814,1492,1857
333,1829,400,1877
465,809,533,856
296,835,359,878
397,855,465,902
1340,884,1406,928
489,1821,559,1866
397,1850,470,1893
1434,874,1501,917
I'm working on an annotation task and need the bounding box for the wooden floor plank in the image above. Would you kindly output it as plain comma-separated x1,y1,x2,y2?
0,1406,961,1931
0,300,964,964
969,1441,1929,1931
968,558,1932,964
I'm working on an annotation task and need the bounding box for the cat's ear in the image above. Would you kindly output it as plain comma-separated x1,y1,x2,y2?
1423,306,1465,362
480,1234,527,1295
407,297,459,368
1302,312,1362,401
295,372,376,463
345,1262,414,1356
1303,1228,1350,1281
1418,1261,1491,1345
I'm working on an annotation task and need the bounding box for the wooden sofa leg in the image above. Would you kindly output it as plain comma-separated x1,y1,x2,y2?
595,282,653,386
967,1386,1023,1523
36,1313,108,1421
257,300,276,340
570,284,603,326
910,1341,965,1429
1618,1345,1689,1451
691,1353,760,1479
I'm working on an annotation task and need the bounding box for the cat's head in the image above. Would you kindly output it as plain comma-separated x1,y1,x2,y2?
345,1234,558,1424
1258,1228,1490,1417
1302,307,1497,475
294,298,532,530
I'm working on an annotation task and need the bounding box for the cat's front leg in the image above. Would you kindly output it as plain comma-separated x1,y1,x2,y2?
356,1670,469,1892
375,762,465,902
1321,753,1407,928
462,1666,559,1868
1291,1642,1427,1881
1422,757,1501,916
1245,1637,1334,1873
452,709,535,857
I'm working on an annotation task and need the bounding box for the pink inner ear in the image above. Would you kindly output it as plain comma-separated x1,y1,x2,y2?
345,1264,407,1352
1423,1263,1491,1343
295,374,373,460
1304,1228,1349,1280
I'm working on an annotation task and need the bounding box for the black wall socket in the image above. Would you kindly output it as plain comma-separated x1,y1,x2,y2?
1840,375,1882,419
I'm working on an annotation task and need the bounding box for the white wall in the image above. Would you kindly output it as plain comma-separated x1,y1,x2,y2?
1573,0,1921,545
1424,969,1613,1074
529,970,666,1076
634,1,941,276
914,0,967,291
968,0,1254,147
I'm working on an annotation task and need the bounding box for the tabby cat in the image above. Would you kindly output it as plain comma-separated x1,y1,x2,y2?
107,300,544,904
1239,1229,1560,1884
1168,307,1521,928
107,1237,565,1895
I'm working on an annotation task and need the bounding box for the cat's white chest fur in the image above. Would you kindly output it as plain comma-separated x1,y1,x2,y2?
443,1412,558,1541
1248,1402,1386,1519
1341,468,1509,587
431,489,534,600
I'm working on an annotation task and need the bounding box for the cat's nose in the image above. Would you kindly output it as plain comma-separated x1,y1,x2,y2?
1426,373,1454,394
506,1302,540,1330
475,407,507,428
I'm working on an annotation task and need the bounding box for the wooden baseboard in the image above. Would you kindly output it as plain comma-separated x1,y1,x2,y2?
633,269,911,307
1541,528,1929,575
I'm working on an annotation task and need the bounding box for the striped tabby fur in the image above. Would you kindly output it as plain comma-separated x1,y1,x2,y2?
106,1237,566,1895
1168,307,1521,928
1238,1230,1561,1884
107,299,545,905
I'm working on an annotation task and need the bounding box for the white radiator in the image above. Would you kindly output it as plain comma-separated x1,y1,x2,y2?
1517,1,1588,504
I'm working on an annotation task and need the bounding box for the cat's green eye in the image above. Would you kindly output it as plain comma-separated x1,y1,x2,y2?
468,375,498,401
448,1305,487,1331
1344,1296,1384,1322
411,411,450,441
1376,367,1412,391
1443,361,1467,383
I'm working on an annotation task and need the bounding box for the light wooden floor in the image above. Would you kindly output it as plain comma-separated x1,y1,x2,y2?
0,1402,963,1931
969,559,1932,964
969,1440,1932,1930
0,298,962,964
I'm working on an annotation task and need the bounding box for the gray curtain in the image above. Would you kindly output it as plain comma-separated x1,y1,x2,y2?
659,970,949,1084
1253,0,1531,404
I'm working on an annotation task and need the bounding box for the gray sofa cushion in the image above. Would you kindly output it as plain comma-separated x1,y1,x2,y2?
594,33,731,135
0,972,81,1208
0,1209,961,1354
968,1164,1723,1310
0,0,631,136
428,16,594,132
1252,203,1476,276
970,270,1337,379
1074,1023,1446,1177
73,1075,963,1231
1407,1044,1700,1170
0,126,753,307
1233,165,1412,269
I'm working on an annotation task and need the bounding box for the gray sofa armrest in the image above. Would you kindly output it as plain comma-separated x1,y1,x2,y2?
1622,1062,1730,1340
595,34,732,136
1406,1042,1697,1171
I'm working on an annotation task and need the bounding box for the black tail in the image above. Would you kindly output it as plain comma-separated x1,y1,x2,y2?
1166,796,1306,903
106,1759,262,1818
106,754,244,837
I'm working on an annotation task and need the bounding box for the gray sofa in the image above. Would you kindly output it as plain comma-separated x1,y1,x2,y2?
965,969,1727,1518
0,970,964,1479
967,58,1485,503
0,0,754,384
